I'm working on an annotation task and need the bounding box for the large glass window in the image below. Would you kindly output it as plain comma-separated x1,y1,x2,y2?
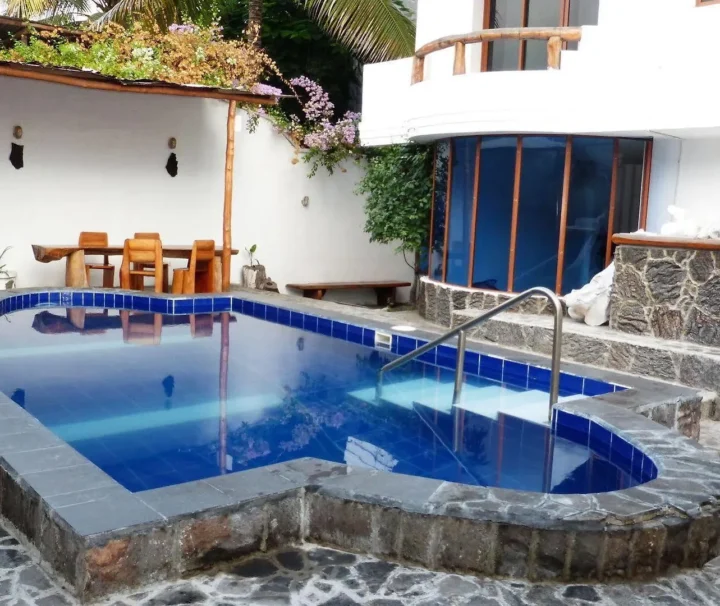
446,138,478,285
513,136,566,292
429,141,450,281
561,137,614,294
472,137,516,291
525,0,562,70
428,135,650,294
488,0,522,71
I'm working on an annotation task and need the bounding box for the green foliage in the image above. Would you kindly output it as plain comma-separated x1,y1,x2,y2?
0,23,279,89
220,0,358,117
0,247,10,279
357,145,434,255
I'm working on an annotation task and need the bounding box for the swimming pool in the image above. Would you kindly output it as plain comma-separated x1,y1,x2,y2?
0,292,655,495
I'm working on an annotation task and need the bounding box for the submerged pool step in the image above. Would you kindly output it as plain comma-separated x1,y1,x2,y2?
50,393,284,442
349,378,584,425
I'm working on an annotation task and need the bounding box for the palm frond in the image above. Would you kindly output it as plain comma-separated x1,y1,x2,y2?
303,0,415,63
97,0,204,29
5,0,55,19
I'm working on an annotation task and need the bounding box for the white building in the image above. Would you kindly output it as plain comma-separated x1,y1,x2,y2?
361,0,720,296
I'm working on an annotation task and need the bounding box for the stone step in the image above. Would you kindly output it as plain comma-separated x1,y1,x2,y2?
452,307,720,394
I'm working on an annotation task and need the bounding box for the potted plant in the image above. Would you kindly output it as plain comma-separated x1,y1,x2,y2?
241,244,267,290
0,247,16,290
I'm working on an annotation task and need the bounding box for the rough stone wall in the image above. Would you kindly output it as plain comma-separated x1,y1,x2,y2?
418,278,554,327
611,245,720,347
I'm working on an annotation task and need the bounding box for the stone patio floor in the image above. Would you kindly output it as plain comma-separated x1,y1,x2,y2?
4,516,720,606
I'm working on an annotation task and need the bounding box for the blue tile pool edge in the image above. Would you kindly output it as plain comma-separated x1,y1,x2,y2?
0,289,627,401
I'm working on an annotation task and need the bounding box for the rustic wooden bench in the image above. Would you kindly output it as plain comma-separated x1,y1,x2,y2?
286,280,411,307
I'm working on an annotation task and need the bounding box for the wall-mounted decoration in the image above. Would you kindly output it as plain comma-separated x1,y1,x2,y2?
9,143,23,170
168,137,177,150
166,152,178,177
301,196,310,208
13,126,22,140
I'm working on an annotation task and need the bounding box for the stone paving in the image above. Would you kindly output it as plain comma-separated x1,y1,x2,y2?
4,516,720,606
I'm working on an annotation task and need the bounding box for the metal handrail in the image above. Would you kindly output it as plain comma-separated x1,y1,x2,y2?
377,287,564,422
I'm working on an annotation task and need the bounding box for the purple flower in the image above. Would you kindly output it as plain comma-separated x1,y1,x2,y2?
251,83,283,97
290,76,335,122
168,23,198,34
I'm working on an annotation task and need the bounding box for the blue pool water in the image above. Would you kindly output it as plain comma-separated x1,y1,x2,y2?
0,305,646,494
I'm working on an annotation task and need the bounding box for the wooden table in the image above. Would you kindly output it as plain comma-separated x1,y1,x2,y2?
32,244,239,291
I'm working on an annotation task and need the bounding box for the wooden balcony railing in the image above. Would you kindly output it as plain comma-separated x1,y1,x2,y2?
411,27,583,84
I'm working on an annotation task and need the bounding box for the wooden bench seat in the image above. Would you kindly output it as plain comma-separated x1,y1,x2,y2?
286,281,411,307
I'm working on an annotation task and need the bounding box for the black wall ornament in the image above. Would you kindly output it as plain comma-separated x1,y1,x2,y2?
10,126,23,170
166,137,178,177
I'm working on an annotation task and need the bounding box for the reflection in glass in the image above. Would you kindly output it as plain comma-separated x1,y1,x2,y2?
472,137,516,291
612,139,646,245
525,0,562,70
513,136,567,292
446,137,478,285
488,0,522,71
568,0,600,50
430,141,450,280
562,137,614,294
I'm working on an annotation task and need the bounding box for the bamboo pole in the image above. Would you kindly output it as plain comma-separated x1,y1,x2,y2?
222,100,237,292
453,42,467,75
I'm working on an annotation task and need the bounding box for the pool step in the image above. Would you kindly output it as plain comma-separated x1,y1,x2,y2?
348,378,584,425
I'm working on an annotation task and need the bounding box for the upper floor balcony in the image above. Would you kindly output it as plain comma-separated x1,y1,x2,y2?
360,0,720,147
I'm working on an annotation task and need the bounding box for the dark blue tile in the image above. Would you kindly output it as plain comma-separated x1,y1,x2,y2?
391,335,399,354
231,298,242,313
437,345,456,369
397,336,416,355
559,372,584,395
93,293,104,307
303,314,318,332
71,292,83,306
463,351,480,375
49,292,60,305
503,361,528,388
631,449,644,479
278,308,291,326
529,366,551,390
266,306,279,323
347,325,363,344
589,422,611,459
175,299,193,314
149,298,167,313
480,355,503,381
610,436,633,468
39,292,49,304
556,411,590,446
418,346,436,365
253,303,267,319
318,318,332,336
290,311,304,328
642,456,657,481
194,298,213,313
614,384,629,392
22,294,30,308
213,298,231,312
362,328,375,347
332,321,348,340
584,378,613,397
133,296,150,311
241,299,254,315
81,293,92,306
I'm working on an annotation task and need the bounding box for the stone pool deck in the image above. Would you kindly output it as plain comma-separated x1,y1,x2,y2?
4,517,720,606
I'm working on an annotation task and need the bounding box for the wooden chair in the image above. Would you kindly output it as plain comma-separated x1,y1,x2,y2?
172,240,216,295
79,232,114,288
120,238,164,293
120,311,162,345
133,232,169,293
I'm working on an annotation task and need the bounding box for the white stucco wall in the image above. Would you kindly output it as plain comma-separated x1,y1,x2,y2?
673,139,720,226
0,76,413,303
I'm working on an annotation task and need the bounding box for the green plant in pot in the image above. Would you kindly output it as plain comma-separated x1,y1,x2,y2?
241,244,267,290
0,247,16,290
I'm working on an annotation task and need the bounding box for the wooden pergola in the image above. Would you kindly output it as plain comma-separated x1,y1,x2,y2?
0,17,278,291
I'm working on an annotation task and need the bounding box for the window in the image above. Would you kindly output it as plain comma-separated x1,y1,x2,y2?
429,135,650,294
484,0,600,71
